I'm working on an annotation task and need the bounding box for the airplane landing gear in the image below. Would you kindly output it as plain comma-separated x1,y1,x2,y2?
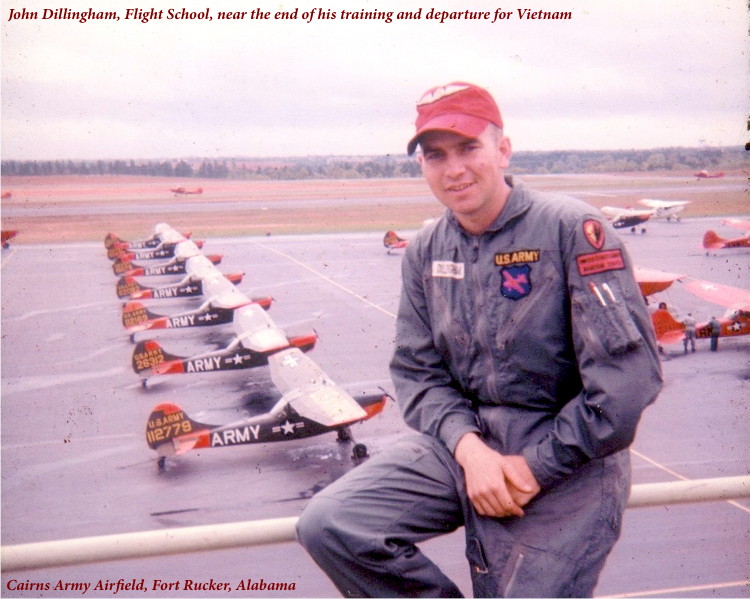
337,426,369,462
157,456,167,472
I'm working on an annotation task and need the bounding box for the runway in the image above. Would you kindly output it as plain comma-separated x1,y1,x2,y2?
1,217,748,597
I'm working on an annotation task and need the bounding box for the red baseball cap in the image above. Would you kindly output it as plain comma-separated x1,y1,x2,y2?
407,82,503,155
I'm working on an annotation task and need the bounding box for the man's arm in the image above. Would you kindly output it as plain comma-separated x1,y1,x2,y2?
523,214,663,488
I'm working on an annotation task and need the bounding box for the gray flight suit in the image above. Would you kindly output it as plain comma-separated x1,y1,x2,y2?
297,178,662,597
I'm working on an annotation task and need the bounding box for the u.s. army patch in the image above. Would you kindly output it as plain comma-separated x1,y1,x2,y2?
494,249,540,266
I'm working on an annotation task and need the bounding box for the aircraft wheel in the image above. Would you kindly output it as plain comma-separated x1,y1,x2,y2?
352,443,368,460
141,378,151,389
157,456,166,472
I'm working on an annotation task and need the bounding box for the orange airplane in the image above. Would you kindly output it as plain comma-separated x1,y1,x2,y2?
702,219,750,253
170,186,203,196
694,170,725,179
651,279,750,345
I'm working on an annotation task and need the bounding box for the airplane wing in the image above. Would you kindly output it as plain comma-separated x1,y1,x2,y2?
600,206,653,220
269,348,367,426
633,266,685,296
684,279,750,310
722,218,750,231
638,199,690,209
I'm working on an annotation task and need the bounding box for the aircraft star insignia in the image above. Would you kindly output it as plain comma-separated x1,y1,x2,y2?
230,353,245,365
281,420,296,435
282,354,300,368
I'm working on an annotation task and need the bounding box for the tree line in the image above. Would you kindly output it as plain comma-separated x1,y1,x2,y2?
1,146,743,179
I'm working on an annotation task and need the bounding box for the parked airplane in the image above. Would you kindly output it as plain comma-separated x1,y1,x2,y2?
105,224,192,251
170,187,203,196
133,303,317,383
116,271,244,300
1,230,18,249
108,239,205,262
146,347,388,468
383,230,409,253
702,230,750,253
112,241,223,277
122,274,273,335
650,279,750,345
694,170,725,179
600,206,652,232
637,199,690,222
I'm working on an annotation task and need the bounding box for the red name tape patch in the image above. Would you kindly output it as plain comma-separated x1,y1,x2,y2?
576,249,625,276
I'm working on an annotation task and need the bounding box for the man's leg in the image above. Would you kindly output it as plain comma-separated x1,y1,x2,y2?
297,434,466,597
464,451,631,598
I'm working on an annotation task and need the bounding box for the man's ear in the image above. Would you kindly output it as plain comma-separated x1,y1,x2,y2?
497,135,512,167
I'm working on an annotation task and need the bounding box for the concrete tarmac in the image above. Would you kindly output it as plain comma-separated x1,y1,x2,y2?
1,216,748,597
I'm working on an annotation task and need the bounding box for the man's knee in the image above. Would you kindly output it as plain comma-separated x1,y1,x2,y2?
296,495,338,552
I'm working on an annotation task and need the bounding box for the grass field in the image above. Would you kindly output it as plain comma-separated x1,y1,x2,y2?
1,172,747,243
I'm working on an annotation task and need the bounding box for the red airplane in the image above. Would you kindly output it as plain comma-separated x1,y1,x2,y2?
702,231,750,252
146,347,388,468
1,230,18,249
694,170,725,179
651,279,750,345
383,230,409,253
170,187,203,196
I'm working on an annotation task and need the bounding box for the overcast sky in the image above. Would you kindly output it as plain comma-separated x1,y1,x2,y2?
2,0,747,159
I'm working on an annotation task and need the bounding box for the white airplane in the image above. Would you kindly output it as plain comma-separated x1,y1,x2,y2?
637,199,690,222
600,206,653,232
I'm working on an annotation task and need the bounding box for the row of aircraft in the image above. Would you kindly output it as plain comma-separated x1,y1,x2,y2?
106,223,387,470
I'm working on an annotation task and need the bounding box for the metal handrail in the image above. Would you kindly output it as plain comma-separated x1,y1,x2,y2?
3,475,748,572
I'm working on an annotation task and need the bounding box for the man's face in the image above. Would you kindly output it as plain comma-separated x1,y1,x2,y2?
418,126,512,233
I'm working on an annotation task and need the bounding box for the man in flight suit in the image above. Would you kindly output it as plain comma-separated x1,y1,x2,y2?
297,82,663,597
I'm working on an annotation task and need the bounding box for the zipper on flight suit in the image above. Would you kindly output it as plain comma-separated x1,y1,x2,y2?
468,235,500,401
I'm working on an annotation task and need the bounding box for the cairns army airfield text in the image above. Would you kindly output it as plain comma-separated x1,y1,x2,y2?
7,7,573,24
6,577,297,594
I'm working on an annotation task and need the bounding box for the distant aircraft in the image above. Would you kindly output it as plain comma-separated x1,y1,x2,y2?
694,170,725,179
651,279,750,346
146,347,388,469
637,199,690,222
383,230,409,253
170,187,203,196
600,206,652,233
1,230,18,249
1,192,12,199
133,303,316,383
721,218,750,231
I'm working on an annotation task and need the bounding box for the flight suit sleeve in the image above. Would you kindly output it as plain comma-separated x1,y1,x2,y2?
523,214,663,488
390,237,481,453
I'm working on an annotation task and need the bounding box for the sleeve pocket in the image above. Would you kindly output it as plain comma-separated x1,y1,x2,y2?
575,283,643,356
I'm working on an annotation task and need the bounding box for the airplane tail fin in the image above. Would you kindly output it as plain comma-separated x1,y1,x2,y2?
104,232,122,249
116,276,145,299
145,403,213,455
132,339,185,375
651,309,686,345
122,301,162,330
702,230,724,249
383,230,403,249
